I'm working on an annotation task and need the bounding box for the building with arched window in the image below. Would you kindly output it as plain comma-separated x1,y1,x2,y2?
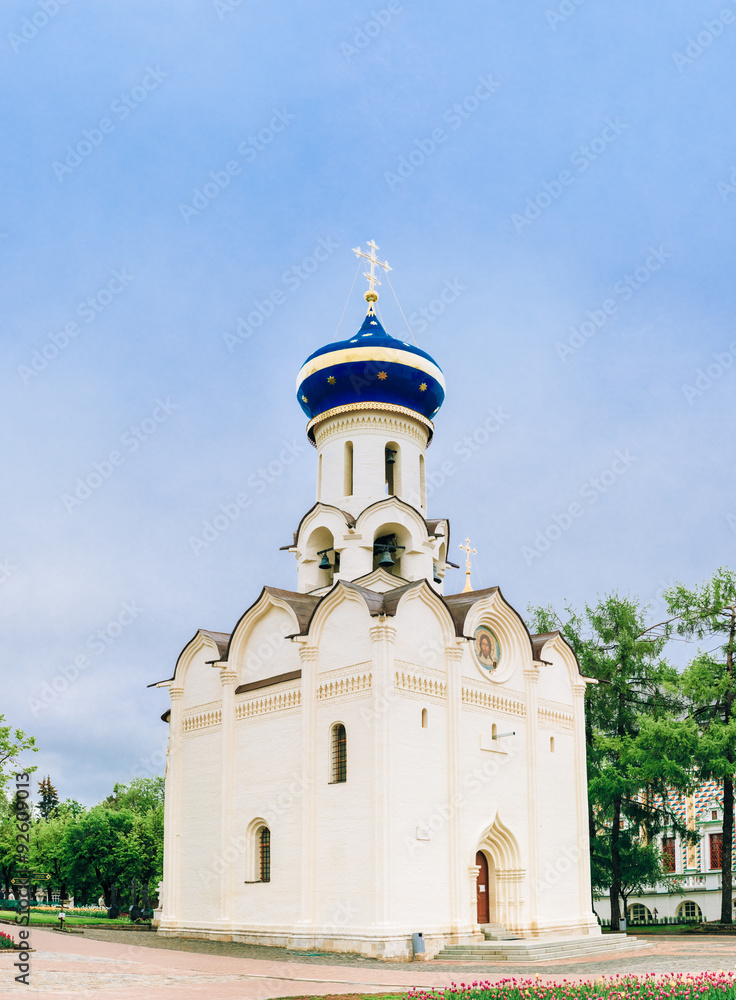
153,244,608,960
594,782,736,925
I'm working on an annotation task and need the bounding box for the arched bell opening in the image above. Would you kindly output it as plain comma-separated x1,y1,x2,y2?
304,526,338,591
371,522,410,577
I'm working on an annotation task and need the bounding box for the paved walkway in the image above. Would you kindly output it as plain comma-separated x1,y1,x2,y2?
0,927,734,999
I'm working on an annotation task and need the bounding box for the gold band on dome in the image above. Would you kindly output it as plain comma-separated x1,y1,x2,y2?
295,345,445,391
306,401,435,446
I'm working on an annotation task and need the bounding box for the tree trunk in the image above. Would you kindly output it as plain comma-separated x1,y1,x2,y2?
722,611,735,924
722,772,733,924
585,687,597,908
610,795,622,931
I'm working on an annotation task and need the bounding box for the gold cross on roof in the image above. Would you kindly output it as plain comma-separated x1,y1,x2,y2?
459,537,477,594
352,239,391,310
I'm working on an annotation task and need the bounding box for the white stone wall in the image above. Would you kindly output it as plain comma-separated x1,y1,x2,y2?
160,579,598,957
314,409,429,515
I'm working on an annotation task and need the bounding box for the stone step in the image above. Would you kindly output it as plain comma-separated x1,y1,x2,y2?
481,923,519,941
435,934,651,962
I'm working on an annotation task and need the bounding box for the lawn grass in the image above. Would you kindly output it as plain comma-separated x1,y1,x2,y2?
0,908,135,927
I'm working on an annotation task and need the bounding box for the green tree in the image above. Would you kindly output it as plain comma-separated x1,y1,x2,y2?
666,567,736,924
529,594,695,931
61,806,141,905
0,716,37,795
30,801,83,903
103,776,164,814
37,776,59,821
591,830,667,922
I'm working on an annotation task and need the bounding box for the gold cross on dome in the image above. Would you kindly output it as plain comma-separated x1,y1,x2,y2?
459,537,477,594
353,239,391,310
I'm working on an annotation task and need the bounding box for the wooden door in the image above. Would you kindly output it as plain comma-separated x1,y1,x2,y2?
476,851,489,924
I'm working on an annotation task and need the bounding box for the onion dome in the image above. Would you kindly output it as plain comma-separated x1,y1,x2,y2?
296,310,446,424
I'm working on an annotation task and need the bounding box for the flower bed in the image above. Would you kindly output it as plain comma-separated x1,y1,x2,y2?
31,905,108,918
409,972,736,1000
0,931,17,950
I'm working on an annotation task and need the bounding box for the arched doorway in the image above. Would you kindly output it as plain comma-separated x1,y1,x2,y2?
476,851,489,923
475,815,522,933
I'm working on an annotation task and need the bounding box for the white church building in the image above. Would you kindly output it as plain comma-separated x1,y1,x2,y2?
153,243,602,960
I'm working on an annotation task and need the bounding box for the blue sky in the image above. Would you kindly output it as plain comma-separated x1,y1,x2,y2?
2,0,735,806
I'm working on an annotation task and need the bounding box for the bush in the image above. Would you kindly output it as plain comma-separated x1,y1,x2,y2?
0,932,16,950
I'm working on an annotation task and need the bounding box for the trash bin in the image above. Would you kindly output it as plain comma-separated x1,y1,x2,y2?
412,932,425,957
620,918,627,932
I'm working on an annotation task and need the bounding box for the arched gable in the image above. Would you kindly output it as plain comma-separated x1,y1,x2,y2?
355,496,432,550
227,589,302,686
393,580,457,663
294,502,355,549
534,631,587,703
306,581,374,670
174,631,225,709
462,588,533,685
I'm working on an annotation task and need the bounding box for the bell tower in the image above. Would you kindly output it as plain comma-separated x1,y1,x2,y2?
291,241,449,594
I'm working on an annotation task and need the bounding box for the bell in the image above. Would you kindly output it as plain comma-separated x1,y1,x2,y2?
378,549,395,568
385,450,396,465
319,552,332,570
433,569,442,584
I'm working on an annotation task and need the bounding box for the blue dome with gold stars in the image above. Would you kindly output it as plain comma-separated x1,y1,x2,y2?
296,310,446,424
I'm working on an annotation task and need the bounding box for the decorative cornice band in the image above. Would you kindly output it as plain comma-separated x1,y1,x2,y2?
395,668,447,703
461,684,526,717
307,402,434,446
236,684,301,721
183,702,223,734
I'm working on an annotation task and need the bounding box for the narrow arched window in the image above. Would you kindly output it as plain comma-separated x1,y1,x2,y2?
259,827,270,882
492,723,498,740
317,453,323,499
344,442,353,496
421,708,428,728
419,454,426,508
550,736,555,753
331,723,347,783
385,442,400,495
